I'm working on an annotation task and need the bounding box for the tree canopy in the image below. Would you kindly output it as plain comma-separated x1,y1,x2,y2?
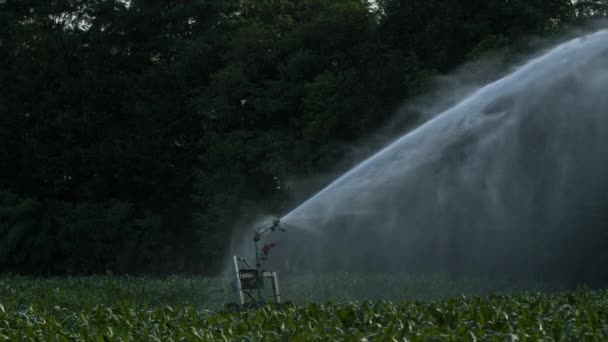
0,0,606,276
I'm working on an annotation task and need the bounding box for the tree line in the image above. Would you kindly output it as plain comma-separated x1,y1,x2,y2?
0,0,606,275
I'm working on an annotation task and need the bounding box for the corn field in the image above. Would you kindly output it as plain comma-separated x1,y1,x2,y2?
1,276,606,341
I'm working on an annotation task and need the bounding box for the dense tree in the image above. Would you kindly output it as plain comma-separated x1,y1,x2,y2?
0,0,606,277
378,0,576,71
576,0,608,17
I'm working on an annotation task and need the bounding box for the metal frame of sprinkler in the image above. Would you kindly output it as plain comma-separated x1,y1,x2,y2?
232,218,285,307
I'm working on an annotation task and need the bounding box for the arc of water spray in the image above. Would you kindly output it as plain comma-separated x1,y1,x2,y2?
280,29,608,228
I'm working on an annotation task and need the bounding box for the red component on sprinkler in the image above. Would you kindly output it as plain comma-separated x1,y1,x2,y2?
263,243,277,255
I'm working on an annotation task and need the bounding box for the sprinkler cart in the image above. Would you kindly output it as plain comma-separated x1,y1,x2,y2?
231,218,285,308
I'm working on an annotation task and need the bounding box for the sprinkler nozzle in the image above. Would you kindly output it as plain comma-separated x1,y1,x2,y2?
271,218,280,230
253,218,283,241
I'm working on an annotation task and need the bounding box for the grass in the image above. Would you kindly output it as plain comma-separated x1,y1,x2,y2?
0,274,605,340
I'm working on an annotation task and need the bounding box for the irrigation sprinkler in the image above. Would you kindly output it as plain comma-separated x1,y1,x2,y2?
232,218,285,308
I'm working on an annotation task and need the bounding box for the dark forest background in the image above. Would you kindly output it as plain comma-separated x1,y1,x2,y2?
0,0,607,275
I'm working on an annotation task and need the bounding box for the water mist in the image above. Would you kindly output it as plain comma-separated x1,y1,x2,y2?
239,30,608,286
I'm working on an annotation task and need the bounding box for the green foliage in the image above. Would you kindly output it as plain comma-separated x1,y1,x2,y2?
0,276,607,340
0,190,187,274
0,191,42,268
